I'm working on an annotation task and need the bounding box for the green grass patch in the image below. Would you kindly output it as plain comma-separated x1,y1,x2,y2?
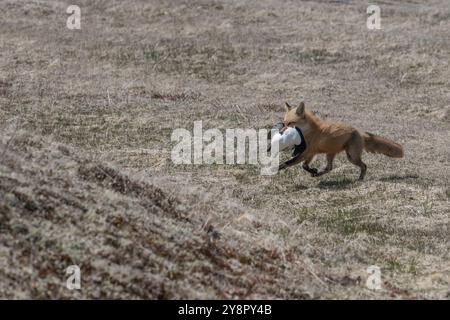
386,256,419,275
285,48,341,64
143,44,249,81
318,207,387,237
317,176,354,190
295,207,312,224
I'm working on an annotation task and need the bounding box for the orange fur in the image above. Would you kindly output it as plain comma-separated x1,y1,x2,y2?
279,102,404,180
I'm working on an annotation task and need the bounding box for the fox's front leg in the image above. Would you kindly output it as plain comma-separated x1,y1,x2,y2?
279,154,317,175
301,156,319,176
278,153,304,171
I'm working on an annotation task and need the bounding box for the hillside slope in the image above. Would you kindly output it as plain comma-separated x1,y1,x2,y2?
0,132,324,299
0,0,449,299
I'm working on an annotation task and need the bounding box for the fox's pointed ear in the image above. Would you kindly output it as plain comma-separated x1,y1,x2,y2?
285,102,293,111
296,102,305,117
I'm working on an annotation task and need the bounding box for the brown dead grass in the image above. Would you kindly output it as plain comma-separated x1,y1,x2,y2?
0,0,449,299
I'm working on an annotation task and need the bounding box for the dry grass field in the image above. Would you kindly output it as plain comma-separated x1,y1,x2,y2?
0,0,449,299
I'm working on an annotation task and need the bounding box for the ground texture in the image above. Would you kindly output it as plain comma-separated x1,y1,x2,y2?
0,0,449,298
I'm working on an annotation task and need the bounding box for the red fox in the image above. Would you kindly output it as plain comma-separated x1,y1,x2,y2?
278,102,404,180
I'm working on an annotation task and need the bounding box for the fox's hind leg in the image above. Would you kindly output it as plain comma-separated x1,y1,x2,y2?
345,132,367,180
314,153,336,177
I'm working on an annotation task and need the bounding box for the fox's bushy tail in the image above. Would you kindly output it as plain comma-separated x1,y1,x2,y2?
363,132,404,158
